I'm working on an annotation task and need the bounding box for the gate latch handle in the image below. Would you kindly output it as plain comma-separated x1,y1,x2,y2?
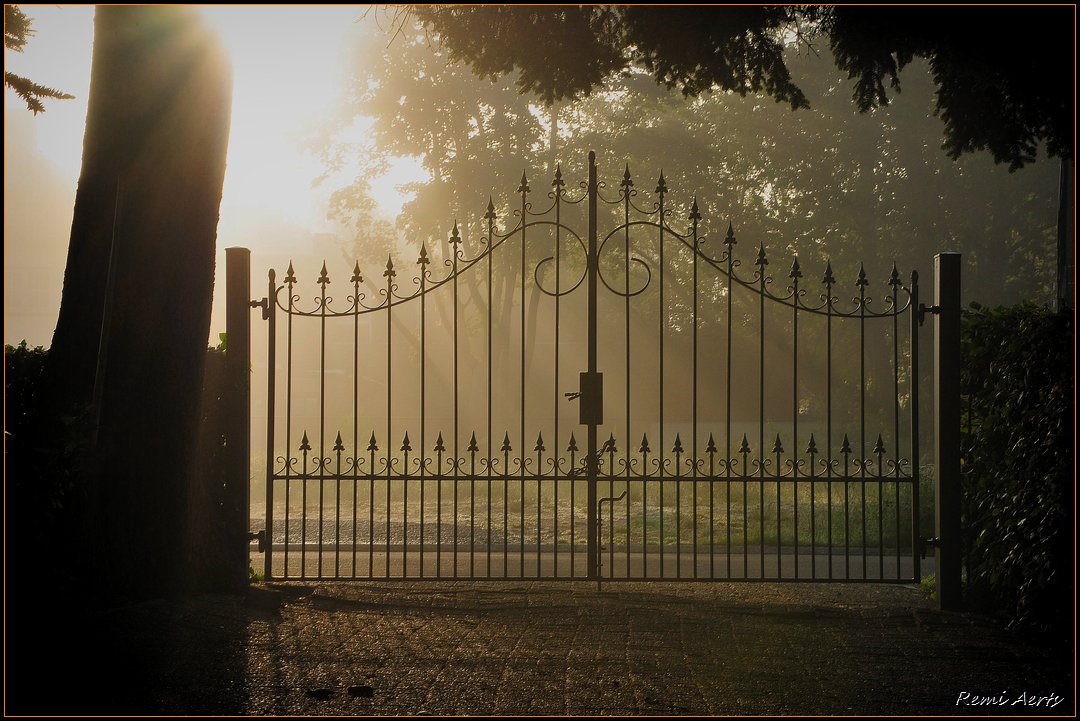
564,391,581,401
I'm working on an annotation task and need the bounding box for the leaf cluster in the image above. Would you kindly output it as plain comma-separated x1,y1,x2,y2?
4,5,75,114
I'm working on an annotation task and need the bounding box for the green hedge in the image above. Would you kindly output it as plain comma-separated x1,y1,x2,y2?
960,303,1072,631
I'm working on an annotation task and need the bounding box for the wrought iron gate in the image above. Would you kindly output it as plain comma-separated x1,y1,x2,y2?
255,151,923,583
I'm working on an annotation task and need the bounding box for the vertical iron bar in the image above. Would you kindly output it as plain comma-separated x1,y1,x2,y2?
892,274,902,580
652,181,665,580
386,259,393,578
691,200,699,580
351,269,360,578
726,232,734,579
285,268,295,577
825,267,834,580
586,151,599,580
520,176,527,578
453,233,460,578
759,251,766,579
420,250,427,578
486,201,495,578
318,266,327,578
554,173,561,577
301,437,309,579
624,174,632,579
935,253,962,609
263,269,277,581
369,439,375,577
910,271,921,582
859,268,867,580
792,264,799,580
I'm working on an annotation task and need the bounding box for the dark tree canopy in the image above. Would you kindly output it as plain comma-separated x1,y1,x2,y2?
409,6,1073,170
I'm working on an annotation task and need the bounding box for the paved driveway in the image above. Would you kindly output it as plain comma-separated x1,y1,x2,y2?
10,582,1072,715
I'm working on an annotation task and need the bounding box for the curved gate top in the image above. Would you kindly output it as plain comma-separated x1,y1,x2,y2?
253,151,924,584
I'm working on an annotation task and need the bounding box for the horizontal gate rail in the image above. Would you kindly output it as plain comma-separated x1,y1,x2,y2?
256,151,923,584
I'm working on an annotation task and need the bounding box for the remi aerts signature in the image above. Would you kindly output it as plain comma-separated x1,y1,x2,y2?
956,691,1065,708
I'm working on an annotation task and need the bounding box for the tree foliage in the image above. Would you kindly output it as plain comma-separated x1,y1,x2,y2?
405,6,1073,171
317,18,1057,306
4,5,75,114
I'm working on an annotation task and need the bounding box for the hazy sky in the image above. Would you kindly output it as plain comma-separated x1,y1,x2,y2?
4,5,419,347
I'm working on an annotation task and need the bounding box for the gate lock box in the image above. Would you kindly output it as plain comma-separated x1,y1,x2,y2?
578,371,603,426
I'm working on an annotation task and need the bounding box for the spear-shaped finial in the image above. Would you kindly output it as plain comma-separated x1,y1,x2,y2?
706,433,717,454
417,244,430,266
772,434,784,455
856,262,869,287
400,431,412,453
535,432,546,453
620,163,633,189
790,255,802,280
639,433,651,454
755,244,769,267
384,255,396,279
350,260,363,284
318,261,330,286
689,196,701,223
806,433,818,456
888,263,901,287
333,432,345,453
485,196,497,220
723,222,736,247
367,431,379,452
434,432,445,453
501,432,512,453
840,434,852,455
672,434,684,454
740,434,751,455
822,260,836,286
285,261,297,285
449,221,461,248
655,170,667,195
517,170,530,195
567,433,578,454
874,433,886,456
552,163,565,189
299,432,311,452
467,432,479,453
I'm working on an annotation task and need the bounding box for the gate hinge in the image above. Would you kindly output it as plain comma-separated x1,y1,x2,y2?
250,297,269,320
917,303,940,326
248,529,268,553
919,536,939,559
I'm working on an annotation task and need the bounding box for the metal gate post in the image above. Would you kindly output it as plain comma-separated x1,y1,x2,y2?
933,252,962,609
586,151,599,580
225,247,252,590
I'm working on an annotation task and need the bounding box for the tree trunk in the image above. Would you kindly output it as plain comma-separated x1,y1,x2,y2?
43,6,232,602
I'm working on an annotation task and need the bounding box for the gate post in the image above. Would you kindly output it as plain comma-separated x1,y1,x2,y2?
225,247,252,591
933,252,961,610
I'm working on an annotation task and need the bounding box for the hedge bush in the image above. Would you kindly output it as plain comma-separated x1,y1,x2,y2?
960,302,1072,631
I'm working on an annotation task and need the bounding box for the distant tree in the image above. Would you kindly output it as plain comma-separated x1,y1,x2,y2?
403,6,1073,171
4,5,75,114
